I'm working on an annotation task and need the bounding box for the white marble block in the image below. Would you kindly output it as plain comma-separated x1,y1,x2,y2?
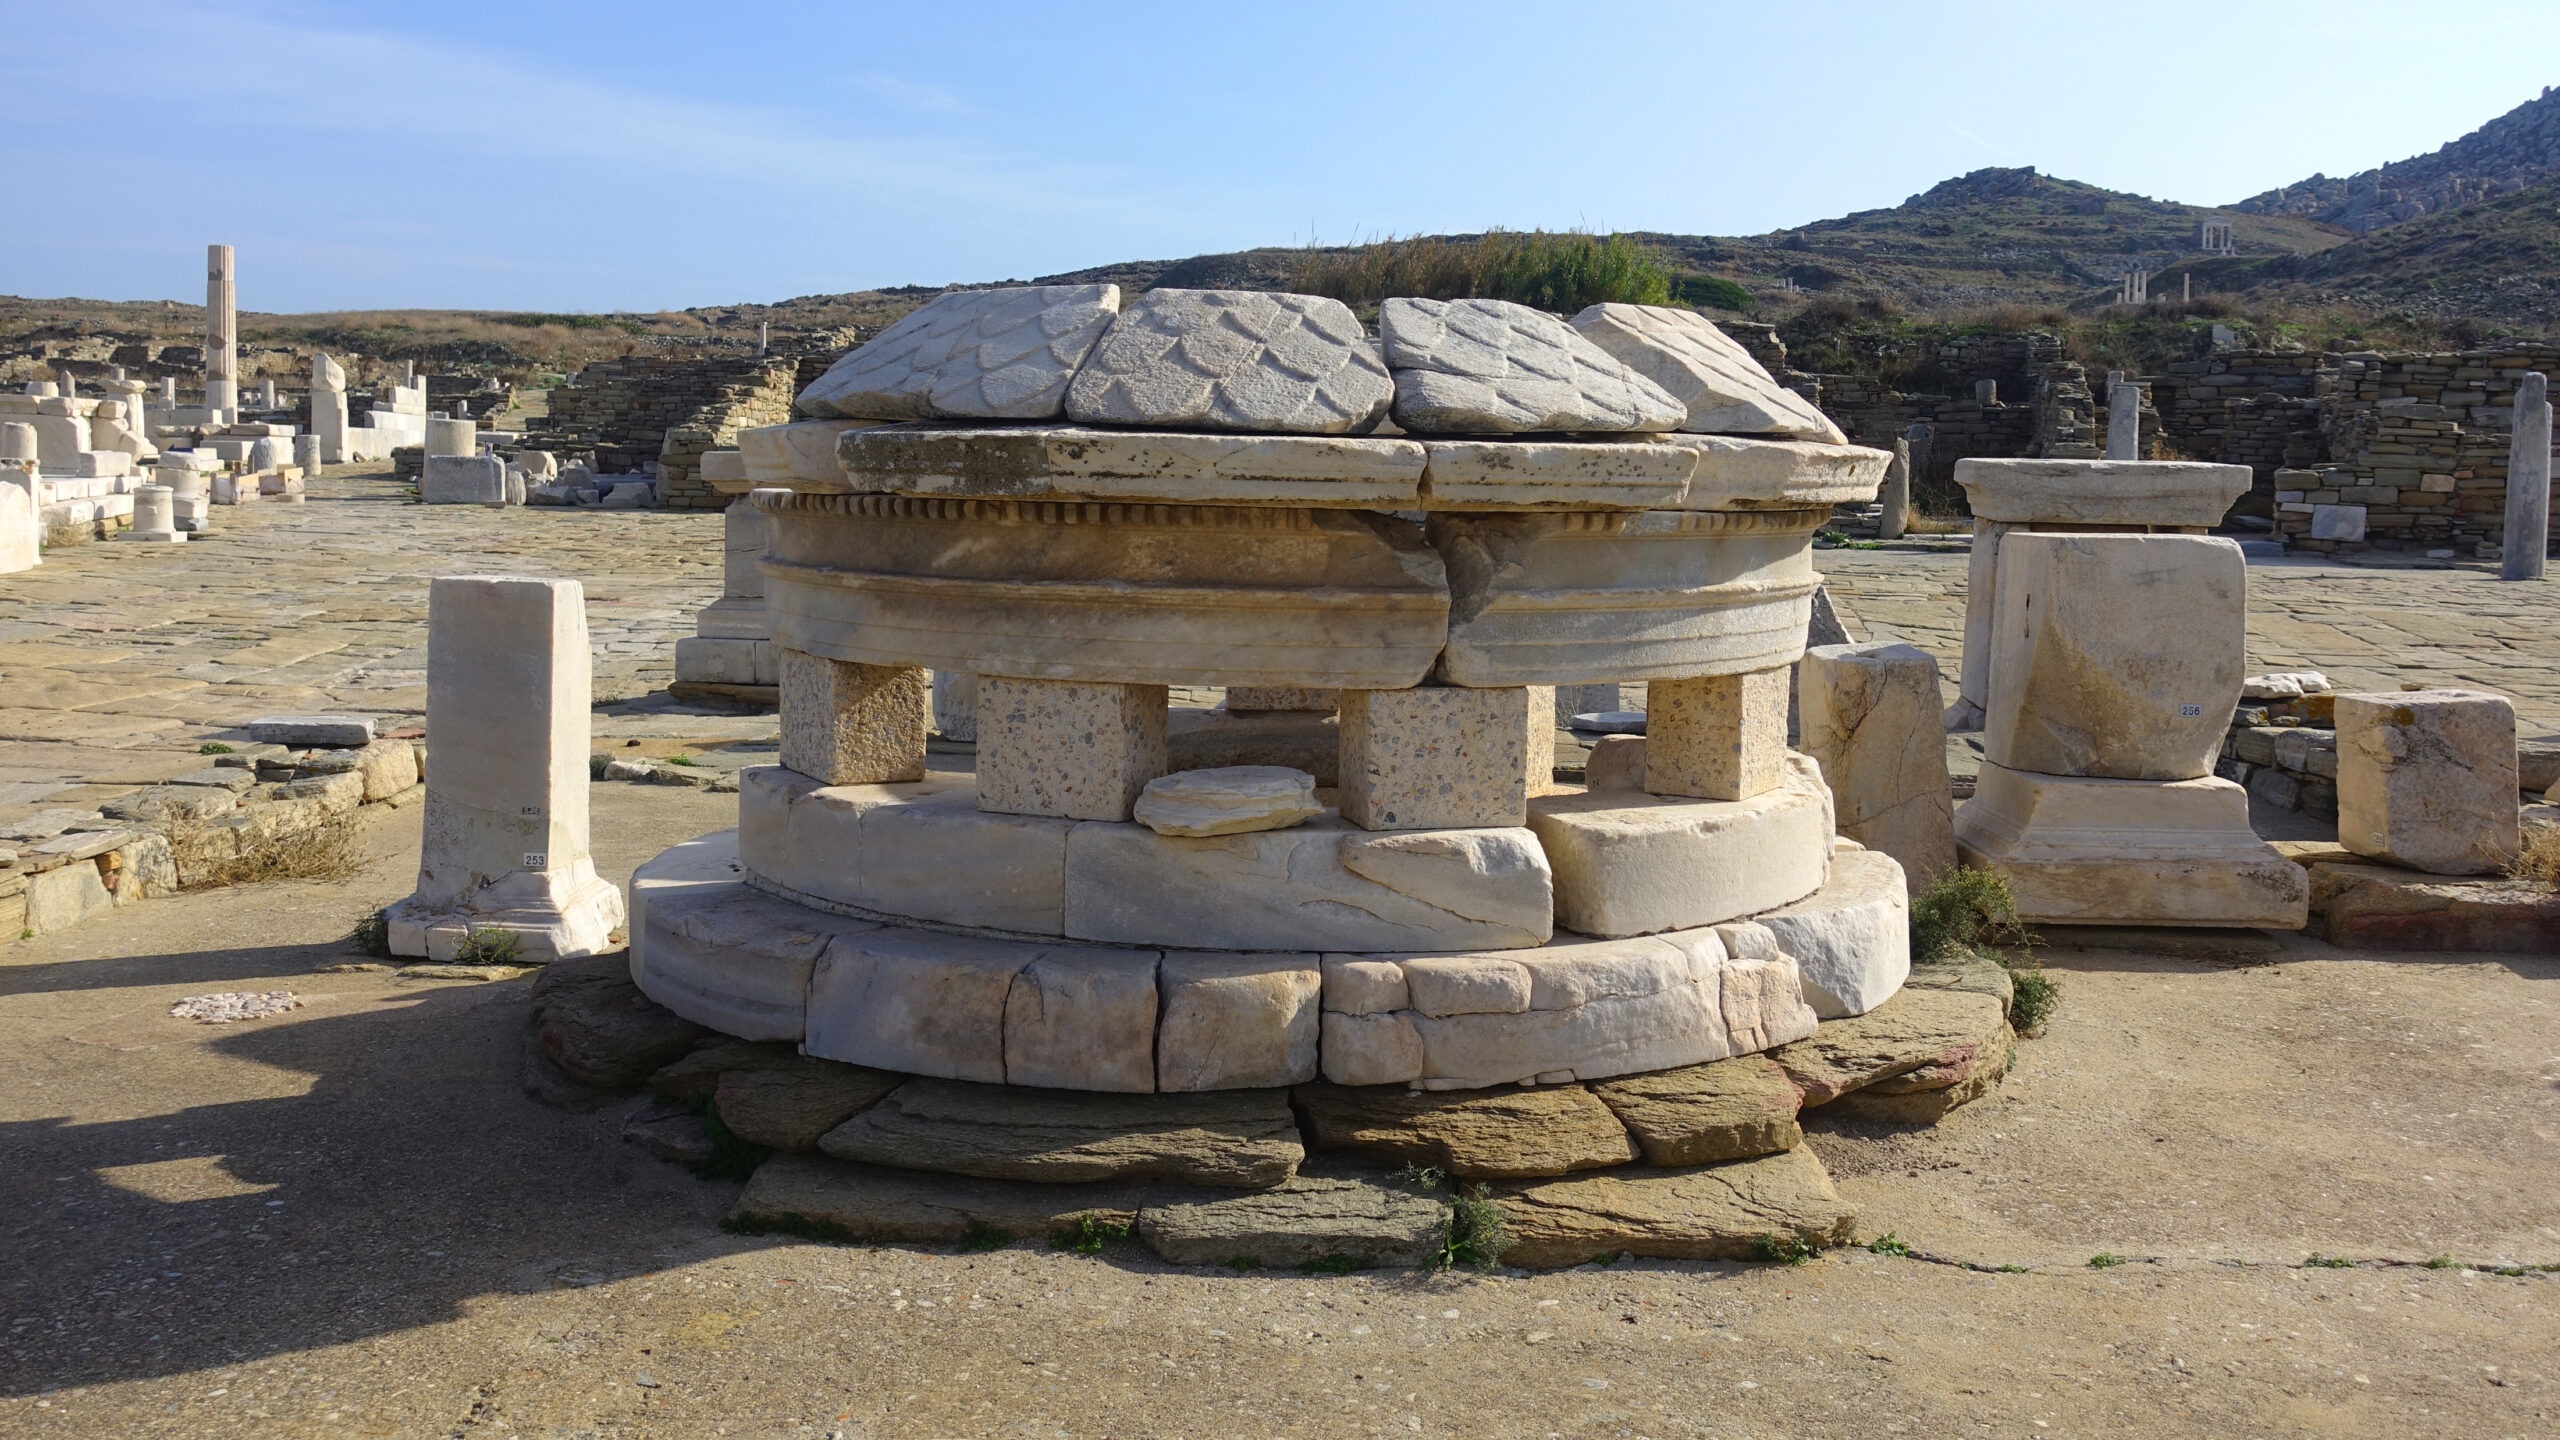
117,483,185,543
778,649,929,786
2335,689,2521,876
1754,847,1910,1018
421,454,505,505
1954,761,2308,928
1337,685,1531,831
1527,753,1834,937
931,670,978,741
1984,534,2244,781
1798,642,1956,887
977,676,1168,822
1643,668,1790,802
424,416,477,457
387,577,626,960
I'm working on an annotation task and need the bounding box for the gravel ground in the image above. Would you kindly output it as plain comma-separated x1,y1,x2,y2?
1,778,2554,1439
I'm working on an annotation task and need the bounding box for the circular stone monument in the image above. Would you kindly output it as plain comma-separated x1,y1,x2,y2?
631,287,1906,1099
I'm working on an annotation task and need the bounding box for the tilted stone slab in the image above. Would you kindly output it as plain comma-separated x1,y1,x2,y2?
1493,1146,1856,1268
1064,289,1391,434
1292,1081,1638,1179
1768,985,2011,1107
1063,816,1551,953
731,1153,1167,1246
737,767,1074,937
1569,304,1846,441
713,1058,904,1153
1137,1158,1449,1268
758,490,1448,689
1381,297,1683,433
817,1077,1302,1187
1587,1054,1805,1167
837,423,1425,507
798,285,1121,421
1415,438,1697,510
1429,509,1823,687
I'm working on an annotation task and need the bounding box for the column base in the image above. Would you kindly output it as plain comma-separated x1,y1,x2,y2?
1954,762,2307,929
386,873,628,962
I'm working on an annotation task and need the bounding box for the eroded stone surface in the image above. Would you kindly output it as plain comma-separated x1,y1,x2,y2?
1064,290,1391,434
1380,297,1683,434
1799,641,1956,887
1002,946,1160,1093
1136,1158,1447,1268
1292,1081,1637,1179
529,952,707,1090
1494,1147,1856,1268
778,651,928,786
714,1058,904,1153
1954,762,2311,928
817,1078,1303,1187
731,1154,1158,1245
976,677,1167,823
1569,304,1845,441
1752,848,1911,1020
1337,686,1530,831
1644,668,1790,802
1586,1054,1805,1166
1769,986,2011,1108
799,286,1121,421
1156,952,1322,1092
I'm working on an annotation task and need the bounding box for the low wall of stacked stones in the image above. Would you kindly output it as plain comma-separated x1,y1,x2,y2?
529,357,802,507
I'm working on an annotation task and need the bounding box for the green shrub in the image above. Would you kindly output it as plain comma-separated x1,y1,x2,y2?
1752,1235,1820,1266
1674,275,1753,311
2087,1252,2127,1269
1909,867,2058,1034
452,927,523,966
199,742,235,755
1293,229,1674,313
1050,1214,1131,1256
1866,1231,1912,1257
346,908,393,959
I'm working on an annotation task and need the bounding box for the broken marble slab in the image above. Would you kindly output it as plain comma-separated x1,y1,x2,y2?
1380,297,1684,434
798,285,1122,421
1416,437,1698,510
737,419,882,487
1131,766,1324,838
1658,435,1892,511
1569,304,1847,442
1064,289,1391,434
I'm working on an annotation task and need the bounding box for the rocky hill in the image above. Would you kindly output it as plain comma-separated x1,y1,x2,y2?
2233,86,2560,233
2198,177,2560,334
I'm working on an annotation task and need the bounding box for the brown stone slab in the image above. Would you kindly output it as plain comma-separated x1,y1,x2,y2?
2311,859,2560,953
1493,1146,1856,1268
1586,1054,1804,1166
730,1153,1165,1245
1293,1081,1637,1179
1768,987,2011,1107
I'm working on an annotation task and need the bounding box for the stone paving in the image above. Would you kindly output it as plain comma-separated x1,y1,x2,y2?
7,479,2558,828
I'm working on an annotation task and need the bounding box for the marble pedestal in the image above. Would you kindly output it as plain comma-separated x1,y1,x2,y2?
1954,761,2308,928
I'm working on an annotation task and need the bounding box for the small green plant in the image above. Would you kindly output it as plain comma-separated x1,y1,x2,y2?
1866,1231,1912,1258
1443,1184,1511,1271
1909,866,2057,1032
1752,1235,1820,1266
346,907,393,959
955,1220,1013,1253
2421,1254,2458,1269
1299,1255,1366,1276
452,927,523,966
665,753,698,767
690,1107,767,1183
199,742,235,755
2087,1252,2127,1269
587,752,610,780
1225,1255,1260,1273
1588,1251,1619,1268
1050,1214,1131,1256
1995,1264,2031,1274
2306,1253,2355,1269
1817,529,1851,544
2008,970,2059,1034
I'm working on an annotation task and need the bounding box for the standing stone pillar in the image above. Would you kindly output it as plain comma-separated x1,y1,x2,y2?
425,417,477,457
1800,642,1954,886
258,377,278,411
118,485,185,543
2500,371,2550,582
204,244,237,418
160,376,176,405
2105,382,2140,461
387,576,626,960
312,352,350,463
1877,437,1911,540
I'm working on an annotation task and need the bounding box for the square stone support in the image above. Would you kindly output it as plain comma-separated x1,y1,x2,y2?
1337,685,1530,831
386,576,625,960
778,649,928,786
1643,668,1789,802
976,676,1168,822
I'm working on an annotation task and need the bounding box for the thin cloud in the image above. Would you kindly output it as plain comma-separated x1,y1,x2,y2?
837,72,974,116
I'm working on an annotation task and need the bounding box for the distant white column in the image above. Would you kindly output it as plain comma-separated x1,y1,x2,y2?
311,353,349,463
2501,371,2551,582
758,321,769,356
2107,382,2141,461
259,377,277,410
1878,437,1911,540
204,244,237,416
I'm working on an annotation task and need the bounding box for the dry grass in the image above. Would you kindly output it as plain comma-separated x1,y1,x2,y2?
2506,826,2560,889
1903,510,1968,535
169,817,364,890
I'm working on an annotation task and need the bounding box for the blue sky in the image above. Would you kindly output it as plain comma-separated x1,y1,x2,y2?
4,1,2551,313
